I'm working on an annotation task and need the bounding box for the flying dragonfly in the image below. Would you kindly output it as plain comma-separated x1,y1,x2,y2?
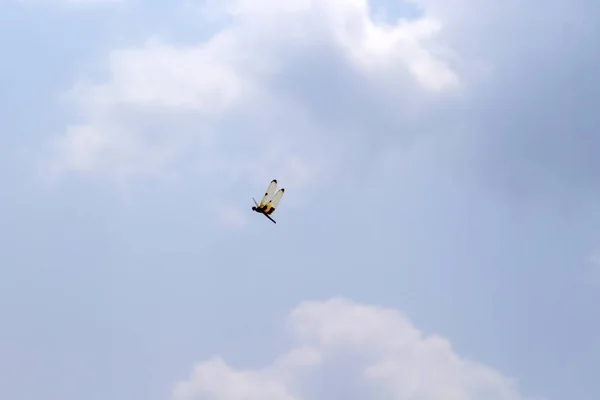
252,179,285,224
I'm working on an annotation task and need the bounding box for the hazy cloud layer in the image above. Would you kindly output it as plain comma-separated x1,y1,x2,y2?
46,0,464,187
46,0,600,205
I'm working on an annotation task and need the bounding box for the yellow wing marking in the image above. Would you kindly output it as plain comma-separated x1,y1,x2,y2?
264,188,284,215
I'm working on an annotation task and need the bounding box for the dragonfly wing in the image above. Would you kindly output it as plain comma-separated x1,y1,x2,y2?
259,180,277,208
264,188,284,215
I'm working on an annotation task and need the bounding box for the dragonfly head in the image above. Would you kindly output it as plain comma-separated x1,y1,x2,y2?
252,206,257,211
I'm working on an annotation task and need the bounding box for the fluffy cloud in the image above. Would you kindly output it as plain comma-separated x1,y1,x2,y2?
46,0,600,201
173,298,533,400
46,0,463,186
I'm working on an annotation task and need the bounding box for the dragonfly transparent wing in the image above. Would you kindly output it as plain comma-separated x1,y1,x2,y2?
259,180,278,208
264,188,284,215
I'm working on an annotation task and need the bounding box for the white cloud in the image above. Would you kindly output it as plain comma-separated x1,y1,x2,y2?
172,298,534,400
47,0,462,186
35,0,600,201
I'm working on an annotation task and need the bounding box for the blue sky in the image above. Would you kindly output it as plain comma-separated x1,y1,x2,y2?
1,0,600,399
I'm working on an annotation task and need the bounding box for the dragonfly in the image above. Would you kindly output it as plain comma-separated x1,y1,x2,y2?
252,179,285,224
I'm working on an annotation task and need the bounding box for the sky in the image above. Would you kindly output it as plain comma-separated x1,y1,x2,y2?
1,0,600,399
